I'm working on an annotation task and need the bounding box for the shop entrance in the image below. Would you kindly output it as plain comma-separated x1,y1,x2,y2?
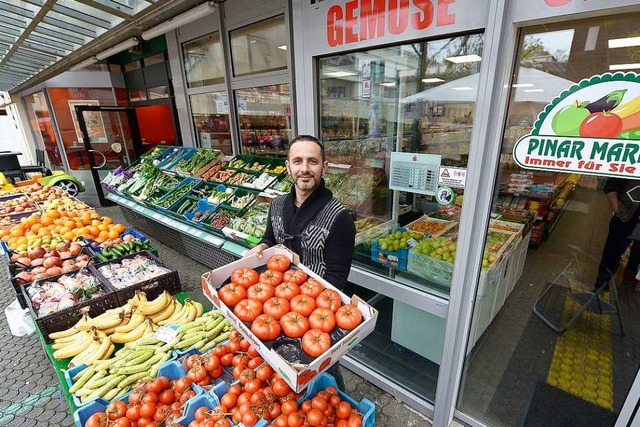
74,106,144,206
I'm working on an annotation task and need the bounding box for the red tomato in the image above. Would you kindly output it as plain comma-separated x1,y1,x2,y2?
247,283,276,303
302,329,331,358
219,283,247,307
106,400,127,420
242,411,259,427
335,304,362,330
280,311,310,338
281,399,298,415
307,408,325,426
231,268,260,288
336,401,352,419
153,405,171,422
275,281,301,300
233,298,263,322
316,289,342,312
220,352,234,366
215,418,231,427
256,363,274,382
186,354,202,370
262,296,290,320
158,389,176,405
308,307,336,333
267,255,291,273
244,379,262,394
259,270,284,287
213,344,228,358
290,294,316,317
139,402,157,419
300,279,323,298
125,405,140,421
228,384,243,395
188,365,208,383
220,392,237,409
251,314,282,341
202,353,220,372
85,412,108,427
579,111,623,138
273,414,289,427
288,412,306,427
111,418,131,427
283,269,308,285
272,378,292,396
347,414,363,427
239,368,256,384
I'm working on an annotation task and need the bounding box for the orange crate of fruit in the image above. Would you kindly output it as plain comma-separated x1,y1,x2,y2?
406,215,456,237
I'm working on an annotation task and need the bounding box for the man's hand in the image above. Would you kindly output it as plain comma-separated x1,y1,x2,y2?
606,191,620,216
245,243,268,259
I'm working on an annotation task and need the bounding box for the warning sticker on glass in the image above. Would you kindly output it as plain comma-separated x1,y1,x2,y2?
438,166,466,188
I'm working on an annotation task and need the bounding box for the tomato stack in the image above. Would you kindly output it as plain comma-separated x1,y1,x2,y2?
83,374,198,427
218,255,363,358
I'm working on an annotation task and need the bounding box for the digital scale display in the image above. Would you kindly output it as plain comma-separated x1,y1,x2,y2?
389,152,441,195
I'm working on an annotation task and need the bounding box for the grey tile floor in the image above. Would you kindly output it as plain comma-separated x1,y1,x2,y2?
0,204,432,427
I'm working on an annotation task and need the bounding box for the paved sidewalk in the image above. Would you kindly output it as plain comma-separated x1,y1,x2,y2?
0,205,432,427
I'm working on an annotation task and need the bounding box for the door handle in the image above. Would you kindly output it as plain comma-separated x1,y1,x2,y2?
88,149,107,169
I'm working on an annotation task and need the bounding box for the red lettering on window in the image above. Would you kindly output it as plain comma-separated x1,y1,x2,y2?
412,0,434,30
345,0,359,43
360,0,386,41
436,0,455,26
327,5,344,46
388,0,410,35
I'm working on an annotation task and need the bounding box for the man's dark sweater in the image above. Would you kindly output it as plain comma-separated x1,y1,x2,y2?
260,179,355,290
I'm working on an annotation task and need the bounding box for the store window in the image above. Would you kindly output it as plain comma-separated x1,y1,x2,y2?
236,84,292,156
190,92,232,154
183,32,225,87
230,15,288,77
319,34,483,403
457,13,640,427
23,92,63,169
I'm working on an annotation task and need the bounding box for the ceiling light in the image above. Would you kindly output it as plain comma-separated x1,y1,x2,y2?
278,45,287,50
325,71,356,77
452,86,474,91
69,56,97,72
609,63,640,71
608,36,640,49
512,83,534,88
380,82,396,87
96,38,139,60
142,2,216,41
445,54,482,64
422,78,444,83
523,89,544,92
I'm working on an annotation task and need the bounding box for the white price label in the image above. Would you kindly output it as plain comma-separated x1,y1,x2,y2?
154,326,178,344
407,238,419,248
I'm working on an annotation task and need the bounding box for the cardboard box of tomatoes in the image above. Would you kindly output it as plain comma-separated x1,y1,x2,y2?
201,245,378,393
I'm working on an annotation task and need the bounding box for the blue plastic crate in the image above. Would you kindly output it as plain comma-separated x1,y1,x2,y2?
299,373,375,427
73,391,129,427
157,147,194,170
209,381,269,427
174,393,219,426
370,228,410,271
121,229,147,242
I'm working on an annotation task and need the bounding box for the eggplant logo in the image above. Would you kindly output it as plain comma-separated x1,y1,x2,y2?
512,72,640,178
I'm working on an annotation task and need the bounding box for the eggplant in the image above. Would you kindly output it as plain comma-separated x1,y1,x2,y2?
587,89,627,113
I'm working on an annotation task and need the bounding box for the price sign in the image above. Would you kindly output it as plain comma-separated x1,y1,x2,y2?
154,326,178,344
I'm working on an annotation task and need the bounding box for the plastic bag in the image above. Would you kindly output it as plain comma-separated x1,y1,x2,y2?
4,299,35,337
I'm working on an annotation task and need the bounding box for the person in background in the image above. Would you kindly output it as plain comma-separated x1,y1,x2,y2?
594,177,640,291
246,134,356,389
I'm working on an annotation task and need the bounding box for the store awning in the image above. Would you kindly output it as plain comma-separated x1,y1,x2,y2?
401,67,576,104
0,0,213,95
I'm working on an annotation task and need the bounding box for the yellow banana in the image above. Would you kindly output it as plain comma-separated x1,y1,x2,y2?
157,300,184,326
186,300,198,322
84,336,112,366
111,318,151,344
53,327,97,359
69,337,101,367
48,313,92,340
114,310,145,334
127,291,147,307
52,330,91,348
100,343,115,361
192,300,204,318
90,312,125,331
101,313,130,335
139,291,170,316
149,298,176,323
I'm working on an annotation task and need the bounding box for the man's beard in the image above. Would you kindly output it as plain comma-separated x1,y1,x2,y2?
294,175,317,190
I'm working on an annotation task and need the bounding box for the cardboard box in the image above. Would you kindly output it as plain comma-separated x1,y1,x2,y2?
201,246,378,392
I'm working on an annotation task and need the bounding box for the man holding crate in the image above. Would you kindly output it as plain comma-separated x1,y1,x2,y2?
246,134,356,389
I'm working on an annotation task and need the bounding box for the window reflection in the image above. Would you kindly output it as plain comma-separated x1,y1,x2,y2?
230,15,288,76
189,92,232,154
183,32,225,88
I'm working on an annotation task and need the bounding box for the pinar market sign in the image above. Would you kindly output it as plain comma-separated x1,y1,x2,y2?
513,73,640,178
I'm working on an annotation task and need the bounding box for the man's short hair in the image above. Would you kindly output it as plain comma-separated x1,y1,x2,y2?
288,135,325,162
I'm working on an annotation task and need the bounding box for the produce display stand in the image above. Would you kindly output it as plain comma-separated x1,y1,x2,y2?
33,291,194,415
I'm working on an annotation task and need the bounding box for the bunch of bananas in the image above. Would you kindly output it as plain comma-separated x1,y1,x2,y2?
51,326,114,367
69,311,232,404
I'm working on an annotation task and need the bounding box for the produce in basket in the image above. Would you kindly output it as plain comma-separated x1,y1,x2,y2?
27,269,103,317
97,254,171,289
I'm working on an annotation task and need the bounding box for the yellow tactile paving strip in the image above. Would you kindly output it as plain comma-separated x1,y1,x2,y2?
546,293,613,409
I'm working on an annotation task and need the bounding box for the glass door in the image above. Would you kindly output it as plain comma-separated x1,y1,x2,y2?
74,105,143,205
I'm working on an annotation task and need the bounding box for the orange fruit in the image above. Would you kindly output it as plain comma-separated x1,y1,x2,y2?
114,223,126,234
59,226,71,235
73,227,86,236
91,219,101,227
40,216,53,227
103,216,113,225
0,229,8,238
46,210,60,219
90,212,100,220
63,231,75,241
108,230,119,239
88,226,100,237
63,220,75,229
98,230,109,240
97,224,108,232
10,228,23,238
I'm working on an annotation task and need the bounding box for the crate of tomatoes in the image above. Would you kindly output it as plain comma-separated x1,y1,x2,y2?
201,245,378,393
